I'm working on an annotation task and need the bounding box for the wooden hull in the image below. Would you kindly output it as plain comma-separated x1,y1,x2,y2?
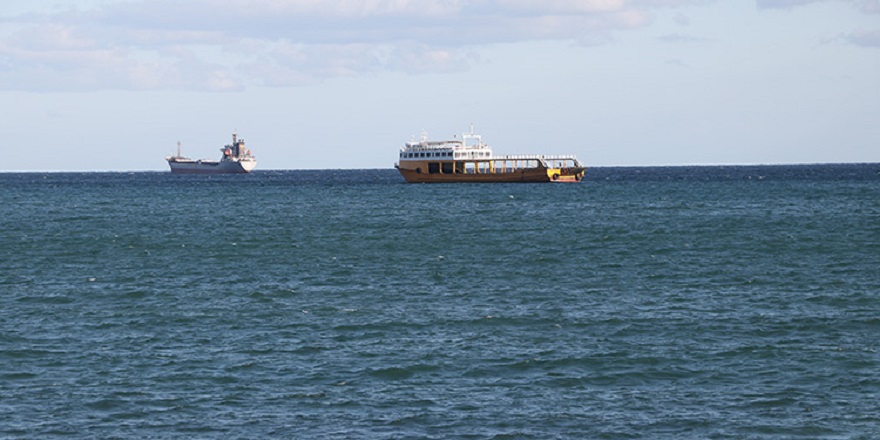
396,162,585,183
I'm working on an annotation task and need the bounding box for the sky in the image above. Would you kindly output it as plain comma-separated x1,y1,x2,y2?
1,0,878,171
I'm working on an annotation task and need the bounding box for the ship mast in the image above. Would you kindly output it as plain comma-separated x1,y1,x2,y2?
177,141,181,158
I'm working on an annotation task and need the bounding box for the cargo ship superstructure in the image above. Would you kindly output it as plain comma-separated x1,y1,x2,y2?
166,133,256,174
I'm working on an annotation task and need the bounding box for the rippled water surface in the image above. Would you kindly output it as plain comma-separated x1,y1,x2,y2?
2,165,879,439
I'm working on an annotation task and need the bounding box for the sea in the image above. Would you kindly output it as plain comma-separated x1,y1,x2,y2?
2,164,879,439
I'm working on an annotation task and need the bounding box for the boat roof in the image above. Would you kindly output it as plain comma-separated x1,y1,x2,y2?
404,130,488,151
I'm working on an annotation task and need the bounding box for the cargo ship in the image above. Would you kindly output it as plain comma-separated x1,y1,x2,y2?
395,127,585,183
166,133,256,174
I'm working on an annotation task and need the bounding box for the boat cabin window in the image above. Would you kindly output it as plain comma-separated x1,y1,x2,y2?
428,162,440,174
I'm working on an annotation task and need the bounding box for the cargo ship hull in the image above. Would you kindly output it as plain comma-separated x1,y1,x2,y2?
167,159,255,174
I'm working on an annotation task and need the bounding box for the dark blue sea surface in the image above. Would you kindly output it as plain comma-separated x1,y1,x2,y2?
2,164,879,439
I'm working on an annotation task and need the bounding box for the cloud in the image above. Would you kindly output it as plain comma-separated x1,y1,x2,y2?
657,33,708,43
757,0,880,12
672,12,691,26
857,0,880,13
0,0,741,91
845,29,880,46
756,0,822,8
755,0,880,51
0,21,244,91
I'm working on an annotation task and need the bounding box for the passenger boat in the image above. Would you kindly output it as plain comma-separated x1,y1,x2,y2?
395,127,586,183
166,133,256,174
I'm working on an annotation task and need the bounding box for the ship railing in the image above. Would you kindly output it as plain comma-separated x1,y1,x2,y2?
492,154,578,161
494,154,580,166
404,141,463,150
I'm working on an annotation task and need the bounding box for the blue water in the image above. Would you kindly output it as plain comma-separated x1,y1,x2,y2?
2,164,879,439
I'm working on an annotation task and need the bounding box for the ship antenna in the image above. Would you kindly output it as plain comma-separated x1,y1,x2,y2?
177,141,181,158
